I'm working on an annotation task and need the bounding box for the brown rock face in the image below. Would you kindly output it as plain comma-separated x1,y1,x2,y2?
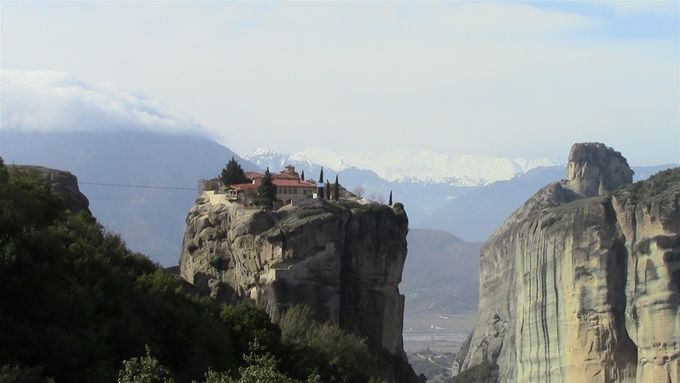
566,142,634,198
8,164,90,214
454,143,679,383
179,196,418,382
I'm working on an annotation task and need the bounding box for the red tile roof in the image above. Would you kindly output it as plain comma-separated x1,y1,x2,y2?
230,183,257,191
228,178,315,191
273,179,316,188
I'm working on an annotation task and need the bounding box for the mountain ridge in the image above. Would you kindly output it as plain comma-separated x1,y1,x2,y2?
244,148,557,186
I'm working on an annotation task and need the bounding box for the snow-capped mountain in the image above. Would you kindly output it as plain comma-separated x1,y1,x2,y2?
245,148,556,186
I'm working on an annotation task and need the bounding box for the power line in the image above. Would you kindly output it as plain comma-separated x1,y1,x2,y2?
80,181,197,191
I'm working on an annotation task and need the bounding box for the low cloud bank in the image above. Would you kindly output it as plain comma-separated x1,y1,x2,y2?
1,70,206,135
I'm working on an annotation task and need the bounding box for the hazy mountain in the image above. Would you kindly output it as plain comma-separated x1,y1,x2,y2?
1,129,258,265
243,148,555,224
244,148,476,223
402,229,482,314
246,148,556,186
420,164,679,242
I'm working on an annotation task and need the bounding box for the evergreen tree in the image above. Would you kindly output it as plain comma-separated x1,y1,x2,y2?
333,175,339,201
325,180,331,200
388,191,393,206
221,157,249,186
300,170,305,181
317,168,324,200
256,168,277,208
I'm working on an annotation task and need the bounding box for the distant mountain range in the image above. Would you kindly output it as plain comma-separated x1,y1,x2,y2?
245,148,556,186
243,148,559,226
420,163,678,241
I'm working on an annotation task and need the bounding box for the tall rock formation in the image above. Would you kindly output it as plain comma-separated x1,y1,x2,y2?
8,164,90,214
454,143,679,383
179,194,419,382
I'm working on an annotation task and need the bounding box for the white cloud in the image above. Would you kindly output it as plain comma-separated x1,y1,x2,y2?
0,70,205,134
1,2,678,164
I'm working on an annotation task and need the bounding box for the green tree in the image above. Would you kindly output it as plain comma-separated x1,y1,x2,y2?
388,191,392,206
117,346,175,383
255,168,277,208
220,157,249,186
204,342,321,383
300,170,305,181
317,168,324,200
0,365,54,383
278,305,383,383
325,180,331,200
219,304,281,362
333,175,340,201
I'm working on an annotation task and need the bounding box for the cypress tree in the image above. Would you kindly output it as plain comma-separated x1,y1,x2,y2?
256,168,277,208
317,168,325,199
333,175,340,201
388,190,393,206
220,156,249,186
325,180,331,200
300,170,305,181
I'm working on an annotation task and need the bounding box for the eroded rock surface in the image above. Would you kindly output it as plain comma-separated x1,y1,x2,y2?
8,164,90,213
179,196,419,382
455,143,679,383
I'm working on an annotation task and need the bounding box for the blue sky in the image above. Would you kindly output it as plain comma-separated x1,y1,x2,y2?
1,1,678,165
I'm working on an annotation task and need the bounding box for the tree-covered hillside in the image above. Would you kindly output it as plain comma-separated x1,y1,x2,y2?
0,158,392,383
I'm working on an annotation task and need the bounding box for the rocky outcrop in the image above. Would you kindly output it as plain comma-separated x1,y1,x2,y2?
8,165,90,214
179,195,419,382
454,143,679,383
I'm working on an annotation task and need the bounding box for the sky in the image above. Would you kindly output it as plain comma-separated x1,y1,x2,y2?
1,1,679,165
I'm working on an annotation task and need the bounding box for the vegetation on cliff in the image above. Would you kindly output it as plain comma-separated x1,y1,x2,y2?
0,160,390,383
220,157,249,186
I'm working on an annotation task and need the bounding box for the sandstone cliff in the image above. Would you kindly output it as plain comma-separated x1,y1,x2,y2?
8,164,90,214
179,194,419,382
454,143,679,383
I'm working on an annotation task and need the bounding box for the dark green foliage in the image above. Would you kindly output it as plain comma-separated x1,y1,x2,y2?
0,165,237,382
277,305,384,383
333,175,339,201
117,346,174,383
300,170,305,181
449,361,498,383
0,364,54,383
256,168,277,208
318,167,324,184
325,180,331,200
219,304,281,364
220,157,249,186
388,191,393,206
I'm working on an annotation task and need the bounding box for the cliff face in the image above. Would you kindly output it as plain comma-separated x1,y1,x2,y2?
179,195,416,380
8,164,90,214
455,143,679,383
